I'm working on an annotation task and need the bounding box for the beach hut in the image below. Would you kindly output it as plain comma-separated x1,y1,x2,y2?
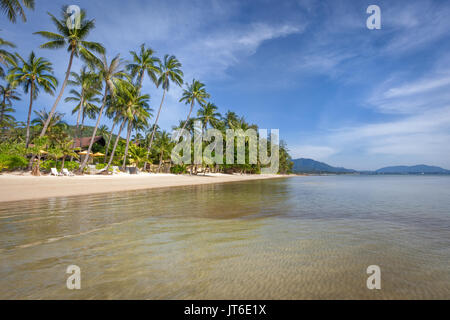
73,136,106,149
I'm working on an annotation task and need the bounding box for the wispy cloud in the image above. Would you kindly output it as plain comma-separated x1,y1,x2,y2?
382,0,450,54
384,77,450,99
180,22,304,79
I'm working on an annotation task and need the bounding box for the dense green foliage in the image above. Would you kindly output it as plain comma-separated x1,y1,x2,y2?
0,4,293,175
0,141,27,170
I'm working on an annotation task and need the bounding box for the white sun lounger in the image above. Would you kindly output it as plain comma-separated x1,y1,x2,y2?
112,166,120,175
62,168,74,176
50,168,62,176
97,168,107,174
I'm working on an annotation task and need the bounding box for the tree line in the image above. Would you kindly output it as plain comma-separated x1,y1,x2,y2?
0,1,293,174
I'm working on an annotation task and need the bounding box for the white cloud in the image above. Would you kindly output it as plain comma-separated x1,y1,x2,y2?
316,106,450,169
180,22,304,79
382,0,450,54
384,77,450,98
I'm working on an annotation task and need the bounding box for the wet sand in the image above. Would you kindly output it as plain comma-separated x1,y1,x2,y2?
0,173,288,203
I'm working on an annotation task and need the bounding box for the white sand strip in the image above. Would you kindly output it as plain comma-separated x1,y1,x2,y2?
0,173,290,203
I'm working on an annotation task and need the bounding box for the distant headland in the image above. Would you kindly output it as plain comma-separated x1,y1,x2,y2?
292,158,450,175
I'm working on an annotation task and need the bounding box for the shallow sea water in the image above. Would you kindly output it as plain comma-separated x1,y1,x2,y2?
0,175,449,299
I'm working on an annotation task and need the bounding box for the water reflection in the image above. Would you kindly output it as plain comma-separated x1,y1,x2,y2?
0,177,449,299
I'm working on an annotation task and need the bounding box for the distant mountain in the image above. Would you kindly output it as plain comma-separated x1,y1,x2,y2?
292,159,450,175
292,158,356,173
375,165,450,174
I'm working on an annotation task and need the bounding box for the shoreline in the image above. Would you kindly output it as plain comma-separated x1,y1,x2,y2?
0,173,292,204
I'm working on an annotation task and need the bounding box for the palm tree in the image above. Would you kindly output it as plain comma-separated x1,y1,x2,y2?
0,82,20,130
179,79,210,135
58,138,78,170
66,66,100,141
0,0,35,23
131,119,146,144
128,144,147,169
145,123,159,144
223,110,239,128
121,85,151,168
103,94,120,162
0,104,15,133
105,79,150,171
172,119,194,132
34,6,105,137
48,146,64,169
197,102,221,131
31,109,65,133
104,88,128,170
127,44,159,92
79,54,126,172
154,131,172,172
65,88,101,136
9,51,58,147
29,136,48,176
96,124,109,138
144,54,183,169
0,33,16,77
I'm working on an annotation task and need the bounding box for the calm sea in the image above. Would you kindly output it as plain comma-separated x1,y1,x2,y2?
0,175,449,299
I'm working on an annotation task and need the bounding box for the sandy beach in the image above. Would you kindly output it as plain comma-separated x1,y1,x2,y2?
0,173,289,203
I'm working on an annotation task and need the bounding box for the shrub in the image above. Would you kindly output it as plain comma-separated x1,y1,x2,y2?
171,164,187,174
40,160,57,172
65,161,80,172
96,163,106,170
40,160,79,172
0,153,28,171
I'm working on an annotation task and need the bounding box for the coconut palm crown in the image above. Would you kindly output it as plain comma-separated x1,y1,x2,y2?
34,6,105,137
8,51,58,147
179,79,210,135
144,54,183,168
0,0,35,23
126,44,160,91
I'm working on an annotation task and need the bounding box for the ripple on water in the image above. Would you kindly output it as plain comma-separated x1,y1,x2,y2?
0,176,449,299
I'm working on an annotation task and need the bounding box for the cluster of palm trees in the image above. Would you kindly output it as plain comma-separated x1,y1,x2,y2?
0,2,293,174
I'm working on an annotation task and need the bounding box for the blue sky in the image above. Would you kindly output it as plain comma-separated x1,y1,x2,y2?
2,0,450,170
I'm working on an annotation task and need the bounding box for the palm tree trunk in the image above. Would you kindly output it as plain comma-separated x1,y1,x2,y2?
144,89,166,170
71,93,84,161
61,157,65,170
80,113,85,138
40,47,75,137
106,119,127,171
25,81,34,149
178,100,195,168
158,151,163,173
104,120,116,163
79,87,108,172
75,100,82,136
137,71,145,93
31,155,41,176
180,100,195,134
122,120,133,169
0,93,6,133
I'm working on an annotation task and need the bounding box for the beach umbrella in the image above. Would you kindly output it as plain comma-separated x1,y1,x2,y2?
93,152,105,157
39,150,48,154
78,151,91,155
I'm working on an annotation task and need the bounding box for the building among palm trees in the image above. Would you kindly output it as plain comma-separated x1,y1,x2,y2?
73,135,105,149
